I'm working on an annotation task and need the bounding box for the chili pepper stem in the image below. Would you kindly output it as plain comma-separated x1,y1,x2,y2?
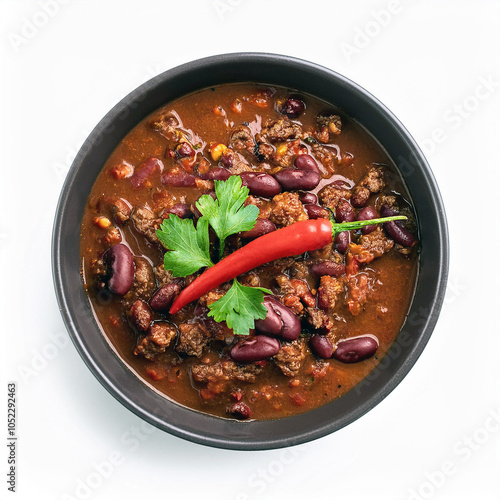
330,215,407,238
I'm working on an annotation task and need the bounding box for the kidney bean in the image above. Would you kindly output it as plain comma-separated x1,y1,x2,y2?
380,205,416,247
205,167,231,181
104,244,134,295
274,168,321,191
333,335,379,363
294,154,319,174
129,300,152,331
334,231,350,253
335,199,356,223
130,157,163,189
304,204,330,220
165,203,192,219
281,98,305,118
310,335,334,359
220,153,233,168
255,296,301,341
240,219,276,239
357,206,378,234
230,335,281,363
310,261,346,278
150,282,182,311
176,142,195,157
298,191,318,205
161,169,197,187
227,402,252,420
239,172,281,198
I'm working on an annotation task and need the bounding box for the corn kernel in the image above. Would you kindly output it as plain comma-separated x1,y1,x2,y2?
210,143,227,161
276,143,287,156
93,216,112,229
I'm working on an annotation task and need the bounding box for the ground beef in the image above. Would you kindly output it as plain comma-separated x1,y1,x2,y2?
290,261,309,280
274,339,307,377
269,192,308,227
276,275,316,316
240,273,261,287
261,117,302,142
271,139,302,168
131,207,161,243
346,273,372,316
191,360,263,384
128,300,152,331
176,323,211,357
360,166,385,193
317,275,344,311
306,307,333,331
154,264,175,287
150,114,179,141
229,125,254,152
376,194,398,211
122,257,156,308
198,290,226,307
317,114,342,134
194,178,214,191
255,141,275,162
311,143,338,172
134,322,177,360
318,184,351,210
359,228,394,260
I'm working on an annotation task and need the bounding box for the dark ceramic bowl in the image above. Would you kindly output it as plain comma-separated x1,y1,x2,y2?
52,53,448,450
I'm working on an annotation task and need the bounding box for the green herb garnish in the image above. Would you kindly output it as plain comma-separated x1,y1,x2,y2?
196,175,259,259
207,280,271,336
156,215,213,277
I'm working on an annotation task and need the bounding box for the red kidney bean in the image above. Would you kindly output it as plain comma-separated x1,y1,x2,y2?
298,191,318,205
304,204,330,220
333,335,379,363
310,335,334,359
104,244,134,295
357,206,378,234
274,168,321,191
281,98,305,118
335,199,356,223
255,296,301,341
220,153,233,168
294,154,319,174
334,231,350,253
240,219,276,239
380,205,416,247
230,335,281,363
150,282,182,311
129,300,152,331
176,142,195,157
310,261,346,278
161,169,197,187
130,157,163,189
165,203,192,219
205,167,231,181
239,172,281,198
227,402,252,420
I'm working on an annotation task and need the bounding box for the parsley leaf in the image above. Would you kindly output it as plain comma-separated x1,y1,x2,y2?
208,280,272,336
196,175,259,259
156,214,213,277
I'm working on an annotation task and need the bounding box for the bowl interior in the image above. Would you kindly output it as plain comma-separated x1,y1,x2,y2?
52,53,448,450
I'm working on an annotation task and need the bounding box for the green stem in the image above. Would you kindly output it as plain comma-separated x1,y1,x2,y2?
218,238,226,261
331,215,407,238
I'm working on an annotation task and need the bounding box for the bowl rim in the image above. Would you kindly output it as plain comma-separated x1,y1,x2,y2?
52,52,449,450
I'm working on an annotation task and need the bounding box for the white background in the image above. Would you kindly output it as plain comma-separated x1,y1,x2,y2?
1,1,499,499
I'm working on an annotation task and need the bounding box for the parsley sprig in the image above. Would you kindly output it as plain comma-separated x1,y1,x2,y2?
196,176,259,259
208,280,271,336
156,176,264,334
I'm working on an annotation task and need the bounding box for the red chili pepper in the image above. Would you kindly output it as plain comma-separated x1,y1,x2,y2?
169,215,407,314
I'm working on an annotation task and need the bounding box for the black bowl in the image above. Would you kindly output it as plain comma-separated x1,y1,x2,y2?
52,53,449,450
